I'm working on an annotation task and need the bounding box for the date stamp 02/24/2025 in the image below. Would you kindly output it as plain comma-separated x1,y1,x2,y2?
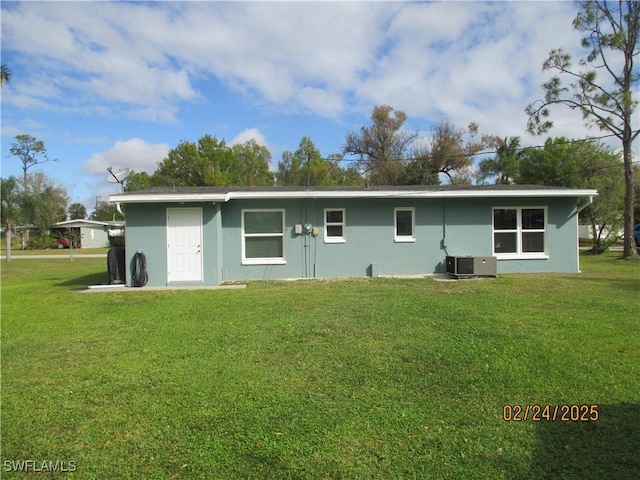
503,404,599,422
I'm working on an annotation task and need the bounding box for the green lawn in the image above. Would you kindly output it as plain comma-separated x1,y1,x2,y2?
1,247,109,256
1,254,639,479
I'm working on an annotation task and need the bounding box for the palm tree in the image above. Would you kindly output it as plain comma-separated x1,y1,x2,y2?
68,203,87,220
1,65,11,85
478,137,522,185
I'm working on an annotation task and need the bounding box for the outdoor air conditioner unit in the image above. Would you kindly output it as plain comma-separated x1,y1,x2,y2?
445,256,497,278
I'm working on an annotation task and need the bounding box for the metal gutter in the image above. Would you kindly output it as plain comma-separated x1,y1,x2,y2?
225,189,599,199
109,193,230,204
110,188,598,204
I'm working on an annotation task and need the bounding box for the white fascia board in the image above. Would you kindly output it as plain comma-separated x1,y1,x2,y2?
110,188,598,204
225,189,599,200
54,219,109,227
109,193,230,204
422,189,599,198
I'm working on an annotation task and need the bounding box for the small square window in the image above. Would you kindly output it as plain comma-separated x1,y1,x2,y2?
395,208,415,242
494,209,517,230
494,232,517,254
522,209,545,230
324,209,346,243
242,209,286,264
522,231,545,253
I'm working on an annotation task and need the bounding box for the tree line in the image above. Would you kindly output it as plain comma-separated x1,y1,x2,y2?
122,105,633,190
2,114,635,252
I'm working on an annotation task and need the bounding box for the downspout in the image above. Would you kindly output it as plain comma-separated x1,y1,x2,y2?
441,198,449,254
304,199,309,278
115,202,125,218
575,196,594,216
575,196,594,274
115,202,126,258
441,199,449,273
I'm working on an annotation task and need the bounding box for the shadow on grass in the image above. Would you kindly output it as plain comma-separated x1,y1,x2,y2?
56,271,109,289
521,403,640,479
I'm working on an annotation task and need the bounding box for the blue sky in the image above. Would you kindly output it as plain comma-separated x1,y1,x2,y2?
0,1,628,212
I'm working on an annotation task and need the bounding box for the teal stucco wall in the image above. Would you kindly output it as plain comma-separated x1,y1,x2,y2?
439,196,579,273
124,202,221,287
122,196,580,286
221,198,444,281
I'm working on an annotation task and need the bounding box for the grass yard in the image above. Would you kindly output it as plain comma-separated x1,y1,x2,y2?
1,247,110,256
1,254,639,479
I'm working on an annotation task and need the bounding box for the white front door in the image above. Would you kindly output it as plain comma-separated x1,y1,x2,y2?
167,207,203,283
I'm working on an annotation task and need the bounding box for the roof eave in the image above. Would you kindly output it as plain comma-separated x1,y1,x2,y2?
109,188,598,204
225,189,599,199
54,219,108,227
109,193,230,204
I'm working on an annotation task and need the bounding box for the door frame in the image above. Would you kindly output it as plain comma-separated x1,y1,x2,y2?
166,207,204,283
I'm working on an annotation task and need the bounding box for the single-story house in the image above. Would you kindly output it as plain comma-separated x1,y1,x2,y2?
52,219,125,248
108,185,597,287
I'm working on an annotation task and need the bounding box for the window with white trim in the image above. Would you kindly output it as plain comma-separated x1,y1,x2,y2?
242,209,286,265
324,208,346,243
394,207,415,242
493,207,547,258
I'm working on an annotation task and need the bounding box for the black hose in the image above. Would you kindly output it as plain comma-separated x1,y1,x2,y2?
131,251,148,287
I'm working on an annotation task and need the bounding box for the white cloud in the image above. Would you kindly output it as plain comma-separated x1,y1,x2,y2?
1,2,392,120
230,128,267,147
1,0,604,142
0,117,49,139
1,2,199,122
296,87,345,119
83,138,170,176
355,2,586,136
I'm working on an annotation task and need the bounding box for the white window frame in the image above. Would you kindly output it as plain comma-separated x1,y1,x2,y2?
241,209,286,265
324,208,346,244
492,206,548,260
394,207,416,243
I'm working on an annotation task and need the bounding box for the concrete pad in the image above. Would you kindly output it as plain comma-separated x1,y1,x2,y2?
81,284,247,293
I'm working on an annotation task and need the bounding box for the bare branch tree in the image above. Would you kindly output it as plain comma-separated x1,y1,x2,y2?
343,105,417,185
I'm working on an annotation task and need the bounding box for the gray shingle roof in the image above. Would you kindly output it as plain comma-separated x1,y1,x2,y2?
121,184,572,195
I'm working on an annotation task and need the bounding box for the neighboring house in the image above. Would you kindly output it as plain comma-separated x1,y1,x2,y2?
578,224,622,240
109,185,597,287
52,219,125,248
